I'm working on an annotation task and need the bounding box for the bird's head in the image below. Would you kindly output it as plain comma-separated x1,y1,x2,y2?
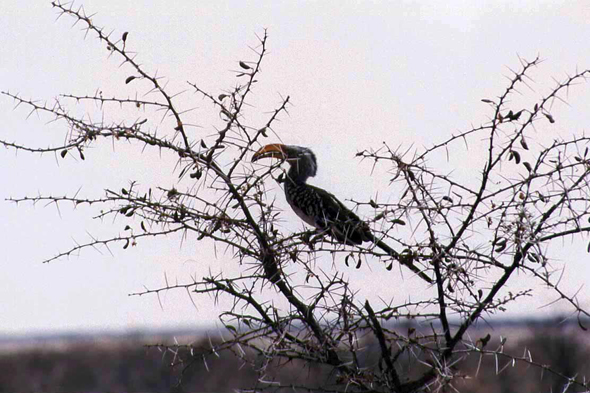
252,144,317,180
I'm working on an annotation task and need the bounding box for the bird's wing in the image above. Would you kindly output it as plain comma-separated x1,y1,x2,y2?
306,185,370,245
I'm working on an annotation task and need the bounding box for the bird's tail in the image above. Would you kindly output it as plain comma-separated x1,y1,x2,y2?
367,234,433,284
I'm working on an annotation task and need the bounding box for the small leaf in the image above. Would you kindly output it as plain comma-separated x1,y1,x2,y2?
345,254,351,267
494,238,507,253
356,258,362,269
218,94,228,101
141,221,146,232
60,150,68,158
122,31,129,42
386,262,393,271
512,110,523,120
520,137,529,150
544,112,555,123
125,76,137,84
239,61,251,70
510,150,521,164
523,161,532,172
200,139,207,149
481,99,494,104
190,169,202,179
442,196,453,203
121,188,128,195
124,225,131,231
479,333,491,348
527,253,540,263
79,151,85,160
123,239,130,249
578,315,588,331
391,218,406,226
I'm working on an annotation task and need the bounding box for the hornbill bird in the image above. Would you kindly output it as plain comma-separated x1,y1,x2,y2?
252,143,432,283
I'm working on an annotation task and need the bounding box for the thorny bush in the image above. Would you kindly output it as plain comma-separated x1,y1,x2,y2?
2,2,590,392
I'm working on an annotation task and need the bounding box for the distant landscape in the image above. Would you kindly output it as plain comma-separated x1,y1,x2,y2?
1,317,588,392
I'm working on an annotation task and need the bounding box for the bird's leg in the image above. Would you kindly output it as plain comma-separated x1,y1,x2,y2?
300,229,322,250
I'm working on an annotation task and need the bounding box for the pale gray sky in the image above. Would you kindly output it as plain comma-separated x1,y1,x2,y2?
1,0,590,335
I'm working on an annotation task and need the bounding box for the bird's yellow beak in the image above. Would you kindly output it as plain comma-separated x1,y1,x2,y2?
252,144,287,162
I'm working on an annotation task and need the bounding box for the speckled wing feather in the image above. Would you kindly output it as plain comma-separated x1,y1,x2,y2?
285,182,370,245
